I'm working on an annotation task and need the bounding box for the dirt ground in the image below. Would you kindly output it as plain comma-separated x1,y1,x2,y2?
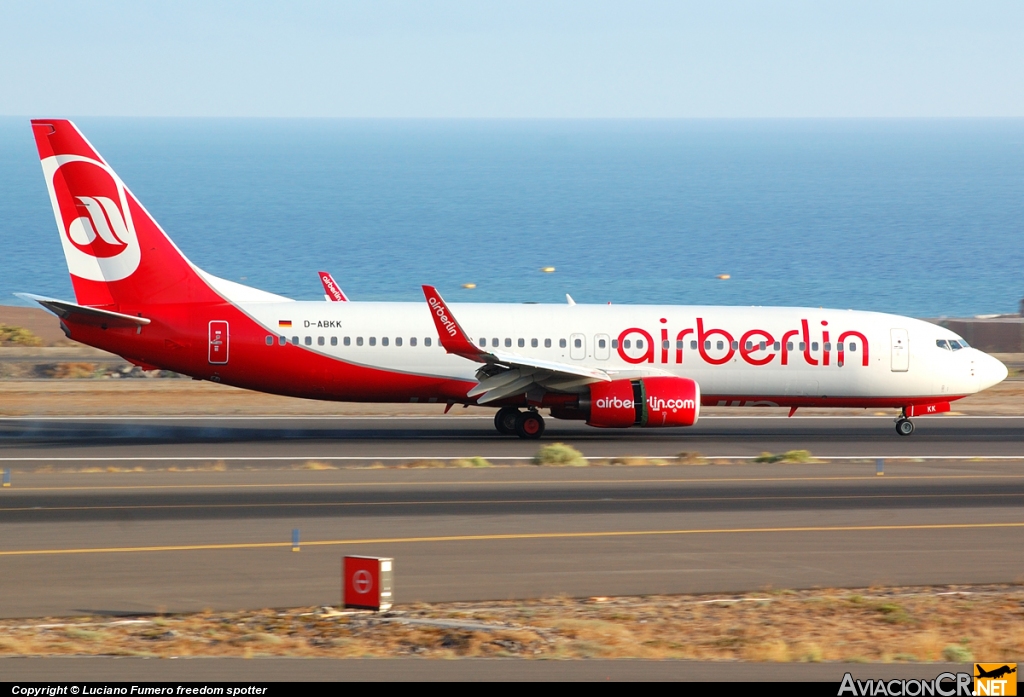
0,585,1019,662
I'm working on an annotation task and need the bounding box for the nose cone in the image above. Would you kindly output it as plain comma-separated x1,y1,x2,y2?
976,352,1008,391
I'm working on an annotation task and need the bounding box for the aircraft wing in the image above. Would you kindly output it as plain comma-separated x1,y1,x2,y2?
421,285,610,403
16,293,151,328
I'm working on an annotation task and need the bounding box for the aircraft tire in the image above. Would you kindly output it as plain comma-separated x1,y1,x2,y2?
515,411,545,439
895,418,915,436
494,407,520,435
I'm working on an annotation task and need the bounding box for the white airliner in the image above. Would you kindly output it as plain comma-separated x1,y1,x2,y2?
20,119,1008,438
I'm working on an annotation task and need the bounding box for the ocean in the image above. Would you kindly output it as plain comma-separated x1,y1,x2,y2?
1,118,1022,317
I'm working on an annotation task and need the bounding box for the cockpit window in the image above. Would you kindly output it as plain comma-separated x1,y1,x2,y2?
950,340,965,350
936,340,950,350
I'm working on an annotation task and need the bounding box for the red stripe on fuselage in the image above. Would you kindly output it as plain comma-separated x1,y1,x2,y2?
62,301,475,403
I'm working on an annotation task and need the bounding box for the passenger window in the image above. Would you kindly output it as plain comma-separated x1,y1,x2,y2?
265,336,273,346
369,337,376,346
760,341,766,351
531,339,538,348
612,339,619,349
575,338,583,349
356,337,363,346
848,343,857,352
662,340,670,349
624,339,632,349
381,337,389,347
292,336,299,345
479,338,486,347
344,337,351,346
824,342,831,351
705,341,711,350
317,336,325,346
492,338,499,348
518,338,525,348
837,342,844,352
675,340,683,349
410,337,417,347
799,342,806,351
545,339,552,348
716,341,724,350
731,341,738,350
745,341,753,350
396,337,402,347
303,336,311,346
690,341,697,350
636,339,644,349
811,342,819,351
559,339,567,348
599,339,607,349
786,342,793,351
505,338,512,348
279,336,286,346
773,342,780,351
425,337,432,347
331,337,338,346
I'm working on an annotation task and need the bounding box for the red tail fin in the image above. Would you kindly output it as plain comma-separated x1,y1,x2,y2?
31,119,209,309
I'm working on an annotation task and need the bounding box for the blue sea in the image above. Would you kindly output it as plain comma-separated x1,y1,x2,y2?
1,118,1022,318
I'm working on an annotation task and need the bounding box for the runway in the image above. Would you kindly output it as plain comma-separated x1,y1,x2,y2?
1,415,1022,619
3,414,1024,464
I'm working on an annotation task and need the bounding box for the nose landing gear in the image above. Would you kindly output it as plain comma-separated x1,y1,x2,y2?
895,416,915,436
493,407,546,439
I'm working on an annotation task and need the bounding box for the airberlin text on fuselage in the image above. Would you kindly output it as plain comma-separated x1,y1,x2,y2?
617,318,870,368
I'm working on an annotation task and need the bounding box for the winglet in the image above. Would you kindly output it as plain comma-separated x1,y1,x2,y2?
421,285,485,359
318,272,348,302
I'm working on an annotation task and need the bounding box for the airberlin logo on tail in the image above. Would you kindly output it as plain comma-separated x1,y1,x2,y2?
67,196,129,256
41,155,141,282
427,296,458,337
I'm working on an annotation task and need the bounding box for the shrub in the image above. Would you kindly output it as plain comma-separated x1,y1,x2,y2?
754,450,817,464
533,443,586,466
942,644,973,662
0,324,43,346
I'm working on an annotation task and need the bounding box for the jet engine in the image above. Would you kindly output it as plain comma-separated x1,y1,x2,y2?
551,376,701,428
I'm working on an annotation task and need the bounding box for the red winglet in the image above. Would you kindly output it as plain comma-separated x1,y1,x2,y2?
319,271,348,301
421,285,484,358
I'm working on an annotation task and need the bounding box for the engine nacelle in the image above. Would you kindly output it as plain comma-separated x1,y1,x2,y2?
585,376,700,428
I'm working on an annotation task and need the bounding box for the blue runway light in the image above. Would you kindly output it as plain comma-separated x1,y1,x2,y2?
292,528,300,552
2,469,9,487
876,459,884,476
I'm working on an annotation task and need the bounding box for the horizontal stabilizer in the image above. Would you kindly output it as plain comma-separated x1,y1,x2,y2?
15,293,151,328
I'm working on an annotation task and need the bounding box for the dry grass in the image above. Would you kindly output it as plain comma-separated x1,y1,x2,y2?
0,585,1021,661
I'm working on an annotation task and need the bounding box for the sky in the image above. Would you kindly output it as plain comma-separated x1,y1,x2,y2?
0,1,1022,117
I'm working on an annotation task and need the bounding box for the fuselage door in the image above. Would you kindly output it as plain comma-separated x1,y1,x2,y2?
209,320,229,364
594,333,610,360
570,333,586,360
890,328,909,372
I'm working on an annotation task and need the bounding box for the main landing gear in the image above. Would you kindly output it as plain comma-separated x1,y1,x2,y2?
494,406,545,439
895,414,915,436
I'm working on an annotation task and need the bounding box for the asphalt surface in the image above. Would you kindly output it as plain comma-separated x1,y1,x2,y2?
3,414,1024,464
1,415,1023,619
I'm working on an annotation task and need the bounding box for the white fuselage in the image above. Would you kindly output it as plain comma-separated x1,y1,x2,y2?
241,300,1007,404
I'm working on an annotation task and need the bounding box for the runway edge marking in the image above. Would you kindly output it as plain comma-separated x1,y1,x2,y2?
3,521,1024,557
